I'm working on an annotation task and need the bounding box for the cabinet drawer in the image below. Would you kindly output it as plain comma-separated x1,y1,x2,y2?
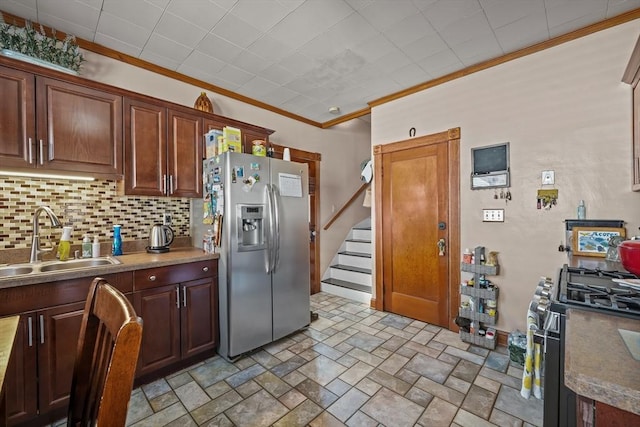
0,271,133,316
134,260,216,290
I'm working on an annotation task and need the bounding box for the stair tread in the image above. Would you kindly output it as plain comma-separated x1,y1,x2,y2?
322,278,372,293
330,264,371,274
346,238,371,243
338,250,371,258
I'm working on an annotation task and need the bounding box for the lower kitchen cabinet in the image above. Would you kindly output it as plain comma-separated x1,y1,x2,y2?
133,260,217,378
1,273,131,426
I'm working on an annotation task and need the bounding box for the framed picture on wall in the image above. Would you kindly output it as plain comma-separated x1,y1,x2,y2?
572,226,626,257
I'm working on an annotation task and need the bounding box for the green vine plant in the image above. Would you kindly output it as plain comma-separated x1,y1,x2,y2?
0,16,84,72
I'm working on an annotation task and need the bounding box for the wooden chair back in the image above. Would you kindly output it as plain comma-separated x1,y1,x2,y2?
67,278,143,426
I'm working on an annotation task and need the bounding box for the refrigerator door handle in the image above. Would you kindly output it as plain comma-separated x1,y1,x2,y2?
272,185,281,273
265,184,275,273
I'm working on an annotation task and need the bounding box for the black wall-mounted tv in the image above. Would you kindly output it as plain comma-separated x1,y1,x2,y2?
471,142,510,189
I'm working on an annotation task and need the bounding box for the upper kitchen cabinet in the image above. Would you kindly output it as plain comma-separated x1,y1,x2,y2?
0,64,123,179
124,97,202,198
202,116,274,155
623,35,640,191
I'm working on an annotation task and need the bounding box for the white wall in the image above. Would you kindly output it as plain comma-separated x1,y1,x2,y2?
371,20,640,332
81,53,371,277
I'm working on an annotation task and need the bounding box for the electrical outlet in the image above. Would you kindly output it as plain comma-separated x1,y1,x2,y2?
541,170,555,185
483,209,504,222
163,213,172,225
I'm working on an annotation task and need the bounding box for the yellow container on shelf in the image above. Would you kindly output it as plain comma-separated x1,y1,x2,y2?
252,140,266,157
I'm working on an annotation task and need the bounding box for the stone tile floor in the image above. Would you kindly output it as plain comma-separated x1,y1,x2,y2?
60,292,544,426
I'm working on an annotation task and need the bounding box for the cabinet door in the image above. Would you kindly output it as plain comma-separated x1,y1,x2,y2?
37,302,84,415
124,98,167,196
134,285,181,376
181,277,217,359
35,77,123,177
0,66,35,169
168,108,203,197
5,315,38,426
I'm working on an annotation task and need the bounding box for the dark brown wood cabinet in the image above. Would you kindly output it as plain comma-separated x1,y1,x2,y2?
2,273,131,426
124,97,202,197
201,116,274,156
133,260,217,377
0,65,123,179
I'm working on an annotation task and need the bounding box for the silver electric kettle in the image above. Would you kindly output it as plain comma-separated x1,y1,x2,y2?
147,224,174,253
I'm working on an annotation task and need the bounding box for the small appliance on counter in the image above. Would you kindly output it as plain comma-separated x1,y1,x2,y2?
147,224,174,253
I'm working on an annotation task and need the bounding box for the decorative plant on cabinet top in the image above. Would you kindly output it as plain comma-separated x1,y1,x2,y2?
0,15,84,73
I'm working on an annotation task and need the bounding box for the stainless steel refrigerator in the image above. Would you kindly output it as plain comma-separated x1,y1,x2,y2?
191,151,310,361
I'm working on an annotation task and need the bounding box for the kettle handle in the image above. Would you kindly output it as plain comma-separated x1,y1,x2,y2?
164,225,174,245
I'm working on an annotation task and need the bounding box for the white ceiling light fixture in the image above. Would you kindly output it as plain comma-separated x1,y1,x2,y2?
0,171,95,181
328,106,341,115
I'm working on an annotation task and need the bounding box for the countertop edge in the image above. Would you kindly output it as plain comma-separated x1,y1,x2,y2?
0,248,219,289
565,371,640,416
564,309,640,416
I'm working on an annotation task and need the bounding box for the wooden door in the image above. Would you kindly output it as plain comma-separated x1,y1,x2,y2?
181,277,217,359
5,314,38,426
124,98,167,196
37,302,84,415
374,128,460,329
0,66,34,169
36,77,123,177
168,108,202,197
134,285,181,376
271,144,322,294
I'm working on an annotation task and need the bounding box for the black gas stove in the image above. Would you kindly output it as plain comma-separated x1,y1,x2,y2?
536,264,639,427
558,265,640,316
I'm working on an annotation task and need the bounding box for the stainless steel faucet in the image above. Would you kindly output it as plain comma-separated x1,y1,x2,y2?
30,206,62,263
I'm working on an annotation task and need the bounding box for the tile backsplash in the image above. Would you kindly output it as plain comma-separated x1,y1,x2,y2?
1,177,190,250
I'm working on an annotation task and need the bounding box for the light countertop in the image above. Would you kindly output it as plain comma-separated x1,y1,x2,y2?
0,247,218,290
565,308,640,415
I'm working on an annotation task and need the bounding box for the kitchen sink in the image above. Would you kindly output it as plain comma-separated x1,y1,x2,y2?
0,257,121,279
39,258,119,272
0,266,34,278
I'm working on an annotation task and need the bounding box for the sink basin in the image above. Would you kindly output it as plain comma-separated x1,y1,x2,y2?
0,257,121,279
0,266,34,278
39,257,120,272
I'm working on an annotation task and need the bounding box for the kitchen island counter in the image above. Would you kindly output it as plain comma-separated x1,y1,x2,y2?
0,247,218,289
565,308,640,416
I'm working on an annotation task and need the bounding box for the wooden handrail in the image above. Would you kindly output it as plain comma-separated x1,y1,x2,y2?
323,183,369,230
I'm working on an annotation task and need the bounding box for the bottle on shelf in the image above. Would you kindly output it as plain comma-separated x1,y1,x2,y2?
577,200,586,219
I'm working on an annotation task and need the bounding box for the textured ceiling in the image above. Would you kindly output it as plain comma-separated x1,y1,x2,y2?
1,0,639,124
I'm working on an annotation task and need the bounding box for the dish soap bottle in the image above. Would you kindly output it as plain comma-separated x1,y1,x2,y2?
92,236,101,258
112,225,123,256
58,226,73,261
82,235,92,258
577,200,586,220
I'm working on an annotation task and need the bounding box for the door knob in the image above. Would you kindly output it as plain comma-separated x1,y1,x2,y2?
437,238,446,256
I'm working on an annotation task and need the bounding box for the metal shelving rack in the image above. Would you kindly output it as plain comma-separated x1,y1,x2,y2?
459,246,499,350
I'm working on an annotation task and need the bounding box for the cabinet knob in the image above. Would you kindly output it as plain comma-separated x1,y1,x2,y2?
202,266,209,272
149,275,156,281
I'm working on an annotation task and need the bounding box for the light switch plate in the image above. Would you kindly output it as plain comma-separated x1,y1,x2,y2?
483,209,504,222
542,170,555,185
